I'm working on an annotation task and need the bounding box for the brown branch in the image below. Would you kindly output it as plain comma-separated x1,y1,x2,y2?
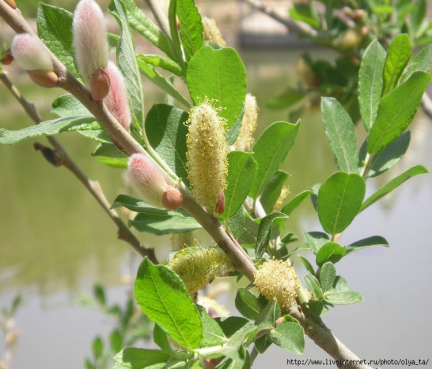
0,2,374,368
240,0,318,37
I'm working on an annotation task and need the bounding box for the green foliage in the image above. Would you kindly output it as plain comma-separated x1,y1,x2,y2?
1,0,431,367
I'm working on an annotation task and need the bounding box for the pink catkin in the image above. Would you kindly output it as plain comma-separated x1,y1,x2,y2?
11,34,53,71
104,61,131,131
73,0,109,86
128,153,168,208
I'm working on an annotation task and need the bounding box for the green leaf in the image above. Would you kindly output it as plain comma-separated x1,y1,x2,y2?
298,256,315,275
321,98,358,173
84,358,95,369
404,43,432,80
411,0,426,36
324,291,363,305
93,143,127,159
51,94,90,118
95,157,128,168
144,104,189,184
197,306,225,347
226,108,245,146
0,117,97,145
302,231,329,255
130,211,201,235
137,57,190,107
308,300,329,317
79,130,112,144
255,212,288,259
304,274,323,300
121,0,175,60
93,285,106,306
249,121,300,199
260,171,291,214
216,317,250,338
359,39,386,132
255,300,280,330
382,34,411,96
187,46,247,128
266,90,306,109
316,242,347,267
360,165,428,211
319,262,336,292
215,351,250,369
113,348,170,368
235,289,261,321
37,4,78,77
153,324,173,354
110,330,123,354
138,54,182,76
221,151,258,220
331,276,350,293
176,0,204,62
92,337,104,360
281,190,313,216
368,71,432,155
254,334,272,354
227,207,245,240
317,172,366,235
109,0,145,126
346,236,389,255
268,322,304,355
134,258,203,349
362,131,410,178
168,0,185,72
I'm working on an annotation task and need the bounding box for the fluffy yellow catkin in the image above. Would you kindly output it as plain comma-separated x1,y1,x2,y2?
234,93,258,151
272,186,290,213
202,16,226,47
197,296,229,318
186,102,228,215
254,259,298,309
168,247,234,293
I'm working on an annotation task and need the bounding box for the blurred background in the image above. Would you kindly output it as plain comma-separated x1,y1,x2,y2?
1,0,432,368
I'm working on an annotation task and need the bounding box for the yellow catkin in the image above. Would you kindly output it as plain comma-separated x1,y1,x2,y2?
168,247,234,293
254,259,298,309
202,16,226,47
234,93,258,151
186,102,228,215
272,185,290,213
197,296,229,318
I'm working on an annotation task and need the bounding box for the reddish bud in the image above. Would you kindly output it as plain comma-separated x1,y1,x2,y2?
91,67,110,101
215,191,225,215
27,70,58,88
1,49,13,65
34,142,61,167
4,0,17,9
162,185,183,210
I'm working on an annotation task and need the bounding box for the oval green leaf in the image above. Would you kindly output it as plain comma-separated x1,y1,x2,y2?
187,46,246,128
317,172,366,235
134,258,203,349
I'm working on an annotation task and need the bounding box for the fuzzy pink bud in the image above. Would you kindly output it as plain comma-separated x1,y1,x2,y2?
104,61,131,131
73,0,109,86
128,154,182,210
11,34,53,71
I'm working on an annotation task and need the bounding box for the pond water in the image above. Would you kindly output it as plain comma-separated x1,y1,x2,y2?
0,44,431,369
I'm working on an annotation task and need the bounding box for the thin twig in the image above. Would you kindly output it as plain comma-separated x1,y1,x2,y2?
240,0,318,37
0,69,157,263
144,0,170,36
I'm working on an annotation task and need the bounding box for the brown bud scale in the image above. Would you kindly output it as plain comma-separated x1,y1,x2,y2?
27,70,58,88
162,186,183,210
1,50,13,65
4,0,17,9
91,67,110,101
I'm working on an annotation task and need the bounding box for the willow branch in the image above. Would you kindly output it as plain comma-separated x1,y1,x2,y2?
0,3,373,368
240,0,318,37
